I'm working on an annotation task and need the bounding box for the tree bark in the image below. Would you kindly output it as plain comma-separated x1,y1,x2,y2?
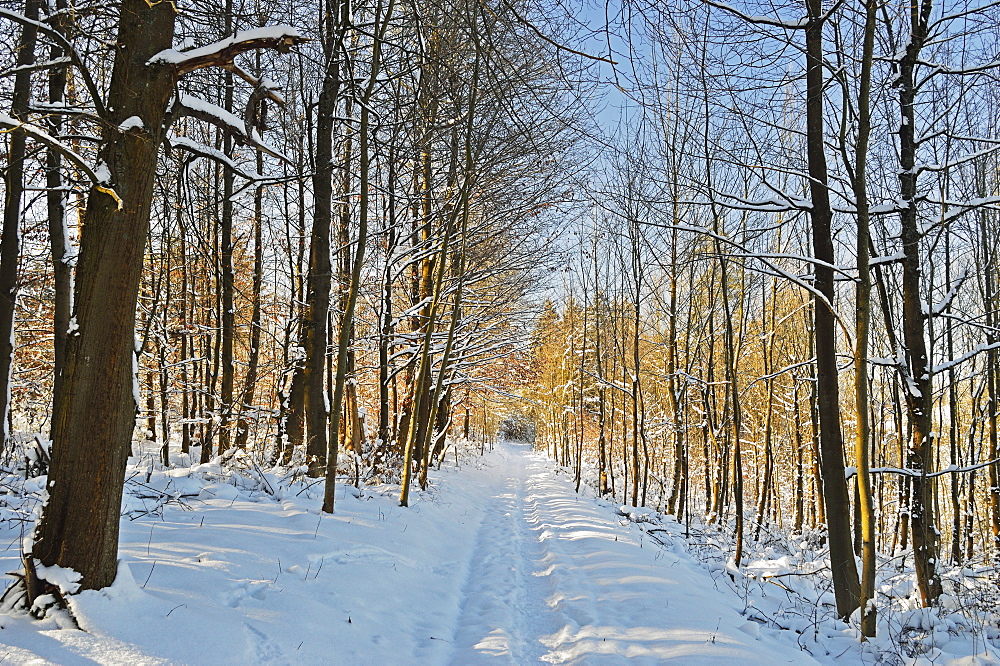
850,0,878,635
895,0,942,604
805,0,861,619
218,34,236,453
46,0,71,432
28,3,302,595
323,0,393,512
30,0,178,594
297,0,343,476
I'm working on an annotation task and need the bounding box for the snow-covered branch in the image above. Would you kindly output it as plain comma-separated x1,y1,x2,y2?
932,341,1000,375
148,26,306,77
168,93,290,163
0,111,100,184
926,267,968,317
702,0,807,29
0,7,106,117
165,135,260,181
0,56,70,78
849,457,1000,479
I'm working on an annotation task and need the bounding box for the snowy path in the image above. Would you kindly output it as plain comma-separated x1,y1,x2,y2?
444,442,814,664
0,441,817,664
449,449,564,663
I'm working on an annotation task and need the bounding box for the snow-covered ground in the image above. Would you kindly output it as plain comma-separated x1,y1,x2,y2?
0,440,992,664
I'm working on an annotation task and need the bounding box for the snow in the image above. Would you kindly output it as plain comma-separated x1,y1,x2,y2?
132,337,141,413
870,252,904,265
0,441,995,664
33,564,82,595
171,94,290,163
0,442,817,664
118,116,143,131
447,446,808,664
93,161,111,185
176,94,247,137
933,340,1000,375
60,200,77,267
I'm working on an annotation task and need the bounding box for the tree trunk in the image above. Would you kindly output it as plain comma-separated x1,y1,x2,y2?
298,5,342,476
852,0,878,634
218,48,236,453
895,0,942,605
46,0,71,431
0,0,40,453
983,209,1000,559
793,376,805,534
234,146,265,451
178,189,192,455
30,0,178,594
28,2,302,596
323,0,392,512
805,0,861,619
377,154,399,460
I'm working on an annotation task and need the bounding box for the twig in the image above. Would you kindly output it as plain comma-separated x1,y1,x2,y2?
142,561,156,588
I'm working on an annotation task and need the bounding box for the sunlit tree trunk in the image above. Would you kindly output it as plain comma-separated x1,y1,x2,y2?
805,0,861,619
29,0,179,596
850,0,878,633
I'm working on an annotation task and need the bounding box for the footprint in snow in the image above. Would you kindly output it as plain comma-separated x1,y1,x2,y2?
244,622,289,664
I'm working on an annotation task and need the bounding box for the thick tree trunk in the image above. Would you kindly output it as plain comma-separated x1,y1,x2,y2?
27,1,301,596
30,0,178,593
895,0,942,605
219,58,236,454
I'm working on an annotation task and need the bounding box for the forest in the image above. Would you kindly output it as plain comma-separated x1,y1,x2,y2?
0,0,999,657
